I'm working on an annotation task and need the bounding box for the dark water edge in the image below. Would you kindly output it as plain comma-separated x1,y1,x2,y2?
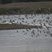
0,24,42,30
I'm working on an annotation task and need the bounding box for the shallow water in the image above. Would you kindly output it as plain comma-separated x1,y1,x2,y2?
0,30,52,52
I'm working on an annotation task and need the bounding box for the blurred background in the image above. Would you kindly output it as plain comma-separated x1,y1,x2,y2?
0,0,52,4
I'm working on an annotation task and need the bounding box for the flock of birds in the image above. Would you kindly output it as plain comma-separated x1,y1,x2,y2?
0,14,52,38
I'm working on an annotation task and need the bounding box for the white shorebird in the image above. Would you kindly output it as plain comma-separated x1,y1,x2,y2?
41,22,52,29
34,22,52,29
